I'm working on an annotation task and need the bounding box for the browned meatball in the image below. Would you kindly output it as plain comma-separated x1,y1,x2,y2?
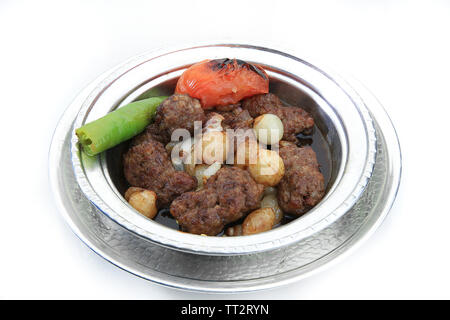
206,105,253,131
130,122,170,146
131,94,206,146
123,139,197,208
217,107,254,131
169,188,224,235
241,93,314,141
241,93,282,117
277,144,325,215
206,166,263,220
214,103,242,112
155,94,206,136
170,166,265,235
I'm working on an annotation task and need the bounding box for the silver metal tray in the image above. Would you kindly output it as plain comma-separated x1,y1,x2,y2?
49,65,401,292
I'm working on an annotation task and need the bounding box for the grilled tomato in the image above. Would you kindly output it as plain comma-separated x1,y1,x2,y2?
175,58,269,109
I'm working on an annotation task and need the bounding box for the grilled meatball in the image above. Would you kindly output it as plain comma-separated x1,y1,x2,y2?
206,105,253,131
156,94,205,136
170,166,264,235
217,107,254,131
214,103,242,112
130,122,170,146
169,188,224,235
241,93,314,141
131,94,206,146
123,139,197,208
277,144,325,215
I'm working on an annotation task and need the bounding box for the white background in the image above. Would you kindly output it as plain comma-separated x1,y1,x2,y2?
1,0,449,299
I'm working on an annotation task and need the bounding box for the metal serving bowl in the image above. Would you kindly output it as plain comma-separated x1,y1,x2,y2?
71,44,377,255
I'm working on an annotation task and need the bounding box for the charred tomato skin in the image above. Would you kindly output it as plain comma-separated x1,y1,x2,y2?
175,58,269,109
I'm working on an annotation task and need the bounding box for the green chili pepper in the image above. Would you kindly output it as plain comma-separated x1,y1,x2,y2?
76,96,167,156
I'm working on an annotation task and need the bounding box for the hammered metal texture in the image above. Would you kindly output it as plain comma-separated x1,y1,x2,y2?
59,120,386,282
